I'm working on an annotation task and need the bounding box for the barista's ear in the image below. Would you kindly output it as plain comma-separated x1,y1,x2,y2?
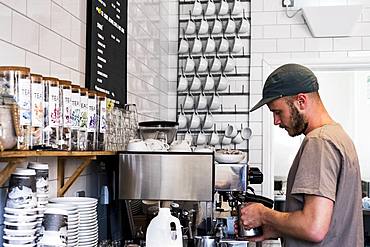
295,93,307,110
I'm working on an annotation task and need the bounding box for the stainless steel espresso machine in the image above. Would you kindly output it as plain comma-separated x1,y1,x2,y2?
118,150,269,247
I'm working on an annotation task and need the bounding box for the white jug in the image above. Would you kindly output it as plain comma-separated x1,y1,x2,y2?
146,208,183,247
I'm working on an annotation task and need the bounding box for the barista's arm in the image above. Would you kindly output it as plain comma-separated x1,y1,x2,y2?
241,195,333,243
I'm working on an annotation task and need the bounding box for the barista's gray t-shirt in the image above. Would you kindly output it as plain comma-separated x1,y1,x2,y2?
283,123,363,247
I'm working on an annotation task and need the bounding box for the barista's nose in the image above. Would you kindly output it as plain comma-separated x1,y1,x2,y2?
273,113,281,126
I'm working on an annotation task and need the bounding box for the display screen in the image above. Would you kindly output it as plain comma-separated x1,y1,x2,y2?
86,0,127,105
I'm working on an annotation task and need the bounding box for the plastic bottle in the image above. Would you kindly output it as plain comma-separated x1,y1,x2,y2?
146,207,183,247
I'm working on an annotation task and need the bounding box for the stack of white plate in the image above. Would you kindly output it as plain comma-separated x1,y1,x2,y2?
3,207,39,246
47,203,80,246
49,197,98,247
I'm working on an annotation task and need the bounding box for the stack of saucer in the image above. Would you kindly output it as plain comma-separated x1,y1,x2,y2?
47,203,80,246
3,168,38,246
49,197,98,247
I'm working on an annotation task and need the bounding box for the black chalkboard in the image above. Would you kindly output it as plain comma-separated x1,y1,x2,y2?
86,0,127,106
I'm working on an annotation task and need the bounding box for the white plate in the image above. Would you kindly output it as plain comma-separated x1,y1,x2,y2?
3,229,37,237
49,197,97,206
215,152,246,163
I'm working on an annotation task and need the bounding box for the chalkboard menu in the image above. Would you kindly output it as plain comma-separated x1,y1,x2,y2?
86,0,127,105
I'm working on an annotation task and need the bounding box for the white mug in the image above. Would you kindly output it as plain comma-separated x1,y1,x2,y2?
218,0,229,16
190,75,202,91
218,37,229,53
241,127,252,140
177,74,188,92
202,112,214,129
183,93,195,109
178,38,189,54
170,139,192,152
205,37,216,53
221,135,232,145
184,131,193,145
205,0,216,16
185,19,196,35
197,56,208,73
145,139,169,151
238,17,250,34
210,57,222,72
178,112,187,129
127,139,149,151
197,131,207,145
191,0,203,16
231,0,242,15
232,132,243,144
209,131,220,145
212,19,223,34
198,19,209,35
224,56,235,72
203,74,215,91
225,18,236,34
225,124,238,138
197,92,208,110
208,92,221,110
231,36,243,53
192,37,203,54
216,74,228,91
189,112,201,129
184,56,195,72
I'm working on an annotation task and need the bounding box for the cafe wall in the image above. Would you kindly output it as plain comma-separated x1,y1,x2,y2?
248,0,370,196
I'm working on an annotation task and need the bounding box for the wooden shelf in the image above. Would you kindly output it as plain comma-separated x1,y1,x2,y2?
0,151,117,196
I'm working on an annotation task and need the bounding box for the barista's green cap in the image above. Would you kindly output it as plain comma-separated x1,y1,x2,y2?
249,63,319,112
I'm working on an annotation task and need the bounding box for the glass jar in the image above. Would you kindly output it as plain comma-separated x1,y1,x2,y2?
79,88,89,151
71,85,80,151
59,80,72,151
0,66,31,150
43,77,60,150
30,74,44,149
87,90,97,150
96,92,107,151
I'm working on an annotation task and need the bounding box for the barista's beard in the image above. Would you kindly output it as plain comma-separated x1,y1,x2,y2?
288,101,308,136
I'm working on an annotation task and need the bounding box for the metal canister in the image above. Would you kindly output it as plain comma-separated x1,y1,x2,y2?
237,204,263,238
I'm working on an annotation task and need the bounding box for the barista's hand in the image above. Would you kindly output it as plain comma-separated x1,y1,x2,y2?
247,224,280,242
240,202,266,229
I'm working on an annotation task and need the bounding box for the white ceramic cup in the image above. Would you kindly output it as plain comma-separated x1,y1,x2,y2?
231,0,242,15
197,131,207,145
210,57,222,72
209,132,220,145
127,139,149,151
191,0,203,16
225,124,238,138
178,112,187,129
198,19,209,35
177,74,188,92
170,139,192,152
205,37,216,53
225,18,236,34
192,38,203,54
202,112,214,129
218,0,229,16
145,139,170,151
185,19,196,35
232,132,243,144
197,56,208,73
183,93,195,109
209,92,221,110
194,145,214,152
218,38,229,53
216,74,228,91
241,127,252,140
221,135,232,145
197,92,208,110
184,131,193,145
203,74,215,91
179,38,189,54
238,18,250,34
189,112,201,129
232,37,243,53
212,19,223,34
205,0,216,16
224,56,235,72
184,56,195,72
190,75,202,91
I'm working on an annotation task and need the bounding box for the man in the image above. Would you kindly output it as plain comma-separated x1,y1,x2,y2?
240,64,363,246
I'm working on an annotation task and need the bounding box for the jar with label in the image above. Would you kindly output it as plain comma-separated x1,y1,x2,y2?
87,90,97,150
59,80,72,151
30,74,44,149
96,92,107,150
43,77,60,149
71,85,80,151
0,66,31,150
79,88,89,151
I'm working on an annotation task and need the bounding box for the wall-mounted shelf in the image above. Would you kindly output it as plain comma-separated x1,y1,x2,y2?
0,151,116,196
178,54,250,59
179,17,251,22
177,92,249,96
179,0,250,5
179,110,249,115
